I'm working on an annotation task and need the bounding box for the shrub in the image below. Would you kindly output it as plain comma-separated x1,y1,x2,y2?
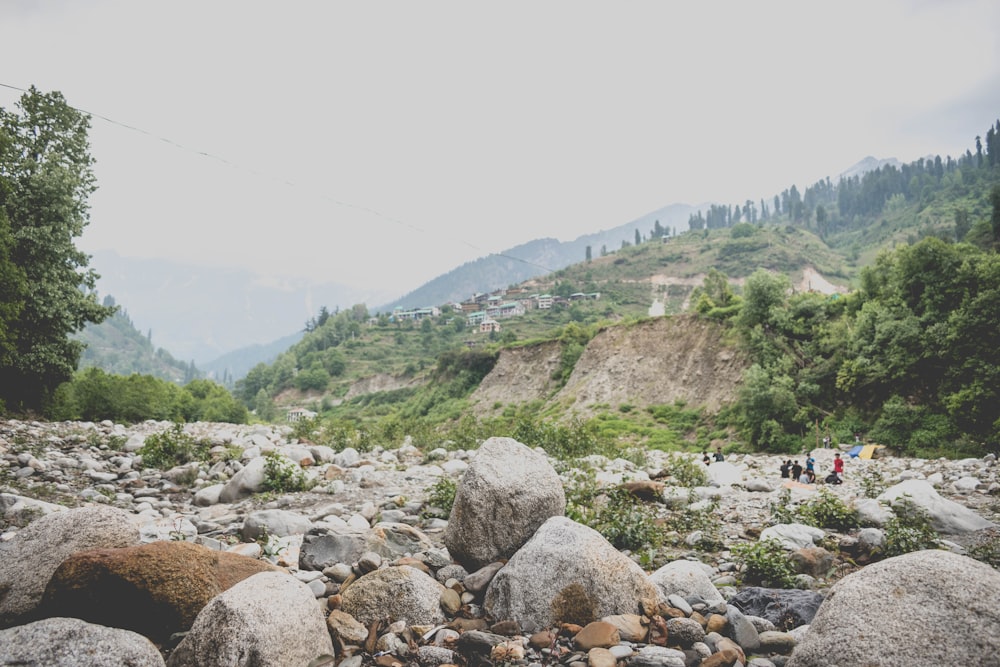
882,498,941,558
769,488,795,525
663,453,708,488
591,487,662,552
424,476,457,517
795,488,860,532
138,423,210,470
261,451,310,493
732,538,796,588
967,529,1000,570
859,467,888,499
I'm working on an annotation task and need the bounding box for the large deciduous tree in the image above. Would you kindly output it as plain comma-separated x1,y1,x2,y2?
0,87,114,411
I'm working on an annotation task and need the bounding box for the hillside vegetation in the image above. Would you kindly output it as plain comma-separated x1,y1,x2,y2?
231,116,1000,460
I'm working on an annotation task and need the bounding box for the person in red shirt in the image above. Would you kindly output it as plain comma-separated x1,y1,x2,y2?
833,452,845,482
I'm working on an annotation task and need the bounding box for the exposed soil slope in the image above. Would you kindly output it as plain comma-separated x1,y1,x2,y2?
470,341,562,409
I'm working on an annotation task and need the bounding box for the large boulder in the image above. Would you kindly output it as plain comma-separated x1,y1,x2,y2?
166,571,333,667
40,540,281,643
218,456,268,503
340,565,446,626
878,479,996,534
299,530,368,571
787,550,1000,666
240,509,313,540
0,505,140,628
444,437,565,570
366,521,436,558
759,523,825,550
728,587,824,630
648,559,724,605
484,516,659,629
0,617,165,666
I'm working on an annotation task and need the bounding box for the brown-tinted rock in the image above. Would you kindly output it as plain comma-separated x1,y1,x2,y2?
699,647,741,667
600,614,647,642
789,547,834,578
529,629,557,649
588,647,617,667
40,540,280,643
705,613,728,635
714,638,745,664
619,480,665,502
490,620,521,636
441,588,462,615
574,621,620,650
328,609,369,645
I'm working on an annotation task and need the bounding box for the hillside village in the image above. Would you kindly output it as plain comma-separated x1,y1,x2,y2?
390,287,601,334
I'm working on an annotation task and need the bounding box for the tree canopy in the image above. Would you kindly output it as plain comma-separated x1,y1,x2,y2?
0,87,114,411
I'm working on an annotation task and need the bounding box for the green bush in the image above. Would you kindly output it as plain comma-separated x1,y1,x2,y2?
564,471,661,552
662,453,708,488
795,488,860,532
882,499,941,558
859,467,888,499
261,451,310,493
138,423,210,469
732,538,796,588
424,476,457,517
967,529,1000,570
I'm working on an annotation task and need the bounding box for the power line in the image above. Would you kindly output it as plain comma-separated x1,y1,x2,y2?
0,81,556,275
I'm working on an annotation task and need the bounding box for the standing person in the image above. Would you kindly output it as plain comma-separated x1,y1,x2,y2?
791,460,803,480
780,460,790,478
714,446,725,462
806,454,816,475
833,452,844,481
702,452,711,466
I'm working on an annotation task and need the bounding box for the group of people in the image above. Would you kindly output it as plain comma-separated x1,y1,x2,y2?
701,447,725,465
780,452,844,484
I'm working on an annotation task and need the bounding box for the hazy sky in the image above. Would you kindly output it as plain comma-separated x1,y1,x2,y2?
2,0,999,295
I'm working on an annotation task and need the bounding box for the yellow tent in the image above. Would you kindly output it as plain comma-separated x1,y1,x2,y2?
857,444,884,459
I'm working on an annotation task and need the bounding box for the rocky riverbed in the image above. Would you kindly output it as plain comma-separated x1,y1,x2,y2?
2,418,999,666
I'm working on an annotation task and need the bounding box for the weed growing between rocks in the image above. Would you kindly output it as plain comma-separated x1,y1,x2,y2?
859,466,888,498
882,498,941,557
662,453,708,488
732,538,796,588
422,476,457,518
967,529,1000,569
261,451,311,493
663,495,724,551
769,488,795,524
796,488,861,532
563,470,662,552
138,423,210,469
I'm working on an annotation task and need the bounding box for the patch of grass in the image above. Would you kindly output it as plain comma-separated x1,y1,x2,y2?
732,538,796,588
882,498,941,558
138,423,210,470
261,451,311,493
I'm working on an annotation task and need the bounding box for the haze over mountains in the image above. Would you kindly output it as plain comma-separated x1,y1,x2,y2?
85,156,893,379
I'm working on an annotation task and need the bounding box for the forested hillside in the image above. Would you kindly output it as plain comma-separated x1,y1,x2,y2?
76,295,201,384
238,116,1000,459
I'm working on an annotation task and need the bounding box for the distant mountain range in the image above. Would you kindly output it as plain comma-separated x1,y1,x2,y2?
378,202,705,311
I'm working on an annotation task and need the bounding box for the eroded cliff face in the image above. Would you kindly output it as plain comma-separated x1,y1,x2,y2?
469,340,563,409
470,315,747,415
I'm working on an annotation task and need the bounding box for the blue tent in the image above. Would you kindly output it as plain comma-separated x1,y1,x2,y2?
847,445,864,458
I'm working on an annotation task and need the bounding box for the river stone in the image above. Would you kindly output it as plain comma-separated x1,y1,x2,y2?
787,550,1000,666
0,616,165,666
300,531,368,571
444,437,566,570
729,587,824,630
40,540,281,643
758,523,825,550
0,504,140,627
366,521,436,558
878,479,996,534
649,559,724,605
241,509,313,540
218,456,268,503
341,565,446,626
166,571,334,667
484,516,659,628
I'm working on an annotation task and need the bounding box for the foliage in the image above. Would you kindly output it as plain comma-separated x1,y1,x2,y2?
565,471,662,552
138,423,210,470
423,476,457,517
859,467,888,499
0,87,115,411
882,498,941,558
769,488,796,525
967,529,1000,570
661,453,708,488
261,451,310,493
794,488,860,532
732,538,796,588
48,368,247,424
511,415,612,460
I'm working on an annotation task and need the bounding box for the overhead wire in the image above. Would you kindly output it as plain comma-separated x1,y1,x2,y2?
0,81,557,276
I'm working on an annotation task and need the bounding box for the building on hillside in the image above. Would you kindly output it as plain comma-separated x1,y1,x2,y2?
536,294,554,309
486,301,526,319
287,408,317,422
480,318,501,333
467,310,487,327
391,306,440,321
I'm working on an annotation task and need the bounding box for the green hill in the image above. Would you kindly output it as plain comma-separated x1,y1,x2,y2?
76,296,200,384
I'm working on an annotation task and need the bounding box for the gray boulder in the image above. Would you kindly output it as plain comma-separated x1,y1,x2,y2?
340,565,446,626
166,571,333,667
484,516,659,628
878,479,996,534
218,456,268,503
366,521,436,558
758,523,825,550
444,437,565,570
241,509,313,540
0,616,165,666
729,587,824,630
787,550,1000,666
648,559,724,605
299,530,368,571
0,505,139,627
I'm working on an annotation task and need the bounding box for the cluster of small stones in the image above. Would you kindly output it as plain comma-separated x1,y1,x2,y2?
2,419,1000,667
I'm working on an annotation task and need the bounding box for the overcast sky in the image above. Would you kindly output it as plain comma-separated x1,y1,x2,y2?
2,0,999,296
